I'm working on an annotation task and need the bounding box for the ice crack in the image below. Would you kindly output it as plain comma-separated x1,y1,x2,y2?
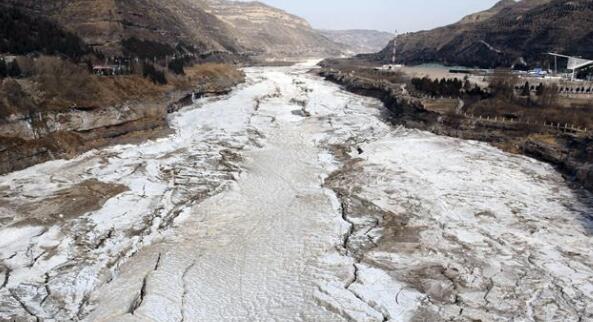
129,274,148,315
154,253,162,271
180,260,196,322
329,185,390,321
9,289,41,322
0,265,10,289
40,273,51,306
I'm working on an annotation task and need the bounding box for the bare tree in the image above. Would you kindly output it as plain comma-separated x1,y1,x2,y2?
539,83,559,107
489,70,517,101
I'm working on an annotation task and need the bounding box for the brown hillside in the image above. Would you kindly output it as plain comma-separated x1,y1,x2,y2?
367,0,593,68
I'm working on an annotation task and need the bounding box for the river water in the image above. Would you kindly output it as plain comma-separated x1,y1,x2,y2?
1,62,592,321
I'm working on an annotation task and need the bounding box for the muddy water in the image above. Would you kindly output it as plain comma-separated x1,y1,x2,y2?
1,63,592,321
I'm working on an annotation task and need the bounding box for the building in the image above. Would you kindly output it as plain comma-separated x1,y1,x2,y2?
547,53,593,80
92,65,118,76
0,55,17,63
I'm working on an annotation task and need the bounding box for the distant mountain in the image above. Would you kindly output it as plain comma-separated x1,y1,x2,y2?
0,0,345,60
198,0,344,58
367,0,593,68
318,30,394,55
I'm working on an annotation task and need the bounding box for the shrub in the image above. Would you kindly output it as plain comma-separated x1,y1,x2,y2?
535,83,544,96
33,56,102,108
538,83,558,106
123,38,175,59
0,78,37,119
488,73,516,101
520,82,530,96
142,63,167,85
7,60,21,78
0,59,6,78
0,60,23,78
168,58,185,75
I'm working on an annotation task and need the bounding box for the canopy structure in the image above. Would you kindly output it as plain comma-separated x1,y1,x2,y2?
548,53,593,80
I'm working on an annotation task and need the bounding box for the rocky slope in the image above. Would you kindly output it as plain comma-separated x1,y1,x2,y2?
198,0,345,58
318,29,394,54
1,0,346,59
368,0,593,68
0,0,243,58
0,59,245,175
1,0,347,175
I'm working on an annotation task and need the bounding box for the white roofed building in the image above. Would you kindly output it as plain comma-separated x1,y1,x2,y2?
548,53,593,80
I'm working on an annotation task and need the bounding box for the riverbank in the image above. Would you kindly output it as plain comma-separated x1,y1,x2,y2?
317,65,593,193
0,63,245,174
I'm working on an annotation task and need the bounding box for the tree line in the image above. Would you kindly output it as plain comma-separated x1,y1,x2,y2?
411,77,487,98
0,7,89,59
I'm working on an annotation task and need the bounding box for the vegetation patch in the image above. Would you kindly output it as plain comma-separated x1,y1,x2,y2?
142,63,167,85
0,6,88,59
122,37,176,59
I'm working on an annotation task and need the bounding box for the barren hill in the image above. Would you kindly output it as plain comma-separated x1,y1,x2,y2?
198,0,345,58
368,0,593,68
0,0,243,58
1,0,345,60
318,29,394,55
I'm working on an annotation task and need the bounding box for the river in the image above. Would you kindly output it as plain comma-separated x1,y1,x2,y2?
1,62,592,321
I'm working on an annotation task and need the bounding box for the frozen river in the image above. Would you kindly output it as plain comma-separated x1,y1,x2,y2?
1,63,593,321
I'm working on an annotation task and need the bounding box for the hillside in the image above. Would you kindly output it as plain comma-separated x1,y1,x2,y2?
1,0,345,60
0,0,243,59
0,2,246,174
318,29,394,54
457,0,517,24
0,0,348,174
368,0,593,68
0,7,89,59
199,0,345,58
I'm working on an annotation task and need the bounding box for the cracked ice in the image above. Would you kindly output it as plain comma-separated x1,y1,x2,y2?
1,62,593,321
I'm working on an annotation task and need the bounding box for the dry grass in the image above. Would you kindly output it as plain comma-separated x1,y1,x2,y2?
1,57,244,117
422,98,458,114
185,63,242,79
32,56,109,110
494,140,522,154
527,134,559,146
0,78,36,118
465,98,593,129
182,63,245,90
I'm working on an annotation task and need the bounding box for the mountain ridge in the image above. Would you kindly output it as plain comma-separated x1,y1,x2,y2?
198,0,345,58
318,29,394,55
0,0,243,58
0,0,346,59
367,0,593,68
